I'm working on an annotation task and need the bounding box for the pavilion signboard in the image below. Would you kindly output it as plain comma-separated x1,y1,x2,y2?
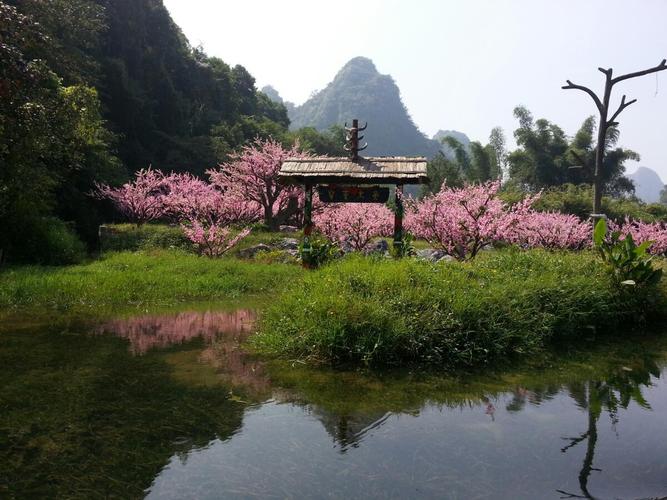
317,185,390,203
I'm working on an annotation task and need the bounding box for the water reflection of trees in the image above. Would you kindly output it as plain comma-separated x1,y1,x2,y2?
95,309,255,354
268,349,664,479
505,360,660,500
96,309,274,396
1,324,247,498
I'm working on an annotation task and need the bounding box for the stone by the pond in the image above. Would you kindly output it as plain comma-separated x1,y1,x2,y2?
275,238,299,251
416,248,452,262
279,225,299,233
239,244,272,259
364,240,389,255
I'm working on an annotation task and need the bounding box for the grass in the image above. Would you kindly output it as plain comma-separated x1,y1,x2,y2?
99,223,195,252
0,249,303,316
255,249,666,368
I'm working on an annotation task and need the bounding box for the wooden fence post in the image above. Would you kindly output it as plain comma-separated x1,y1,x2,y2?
393,184,404,256
302,183,313,267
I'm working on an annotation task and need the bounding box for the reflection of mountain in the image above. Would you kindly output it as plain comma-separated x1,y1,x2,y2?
96,309,255,354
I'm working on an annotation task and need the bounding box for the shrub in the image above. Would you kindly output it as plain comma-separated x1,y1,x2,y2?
99,224,194,253
612,218,667,256
510,211,591,250
406,181,535,260
5,217,86,265
255,250,657,367
594,219,663,286
299,236,339,268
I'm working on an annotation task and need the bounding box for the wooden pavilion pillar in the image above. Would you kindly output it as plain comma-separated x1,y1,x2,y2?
393,184,404,255
302,183,313,266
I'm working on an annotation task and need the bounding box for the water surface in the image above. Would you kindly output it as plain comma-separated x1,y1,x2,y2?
1,308,667,499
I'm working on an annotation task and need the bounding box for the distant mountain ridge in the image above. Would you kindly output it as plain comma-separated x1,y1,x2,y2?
266,57,447,158
628,167,666,203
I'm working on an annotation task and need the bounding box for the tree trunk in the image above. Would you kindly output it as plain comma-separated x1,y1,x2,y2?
593,76,612,216
264,205,276,231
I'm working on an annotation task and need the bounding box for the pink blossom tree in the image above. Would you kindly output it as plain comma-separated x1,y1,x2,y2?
94,168,169,225
208,138,310,230
406,181,535,260
181,222,251,258
314,203,393,251
612,218,667,255
510,211,592,250
161,173,255,257
162,172,260,224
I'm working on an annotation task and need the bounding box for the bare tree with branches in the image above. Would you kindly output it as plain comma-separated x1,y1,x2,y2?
562,59,667,215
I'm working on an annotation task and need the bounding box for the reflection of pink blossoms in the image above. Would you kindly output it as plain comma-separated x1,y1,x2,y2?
96,309,256,355
314,203,393,251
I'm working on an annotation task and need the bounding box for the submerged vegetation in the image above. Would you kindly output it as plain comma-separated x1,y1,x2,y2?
256,250,665,367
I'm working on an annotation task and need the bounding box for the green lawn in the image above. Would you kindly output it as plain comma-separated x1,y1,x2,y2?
0,249,303,316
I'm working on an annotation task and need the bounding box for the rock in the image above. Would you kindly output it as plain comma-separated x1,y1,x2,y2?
339,238,355,254
364,239,389,255
239,244,272,259
279,225,299,233
416,248,449,263
275,238,299,251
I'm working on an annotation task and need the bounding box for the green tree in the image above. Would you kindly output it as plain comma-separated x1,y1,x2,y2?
290,125,346,156
488,126,507,181
421,152,464,195
566,117,636,196
507,106,569,189
0,4,121,261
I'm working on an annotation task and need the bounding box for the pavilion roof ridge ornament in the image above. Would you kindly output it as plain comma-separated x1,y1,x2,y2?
344,119,368,161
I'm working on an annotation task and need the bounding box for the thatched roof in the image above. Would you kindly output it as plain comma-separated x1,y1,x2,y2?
279,157,428,185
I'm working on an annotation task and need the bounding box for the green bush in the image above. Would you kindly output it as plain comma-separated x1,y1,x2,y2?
99,223,194,253
501,184,667,222
299,236,339,268
3,217,86,265
255,249,660,367
593,218,663,287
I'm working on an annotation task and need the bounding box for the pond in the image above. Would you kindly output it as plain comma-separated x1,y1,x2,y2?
1,307,667,499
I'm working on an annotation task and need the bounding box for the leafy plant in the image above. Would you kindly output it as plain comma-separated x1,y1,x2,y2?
391,233,416,258
593,218,662,286
299,236,338,268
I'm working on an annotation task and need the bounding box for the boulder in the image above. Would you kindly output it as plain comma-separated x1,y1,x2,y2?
279,225,299,233
415,248,452,263
364,239,389,255
239,244,272,259
275,238,299,251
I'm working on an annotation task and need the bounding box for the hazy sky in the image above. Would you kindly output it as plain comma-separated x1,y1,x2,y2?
163,0,667,180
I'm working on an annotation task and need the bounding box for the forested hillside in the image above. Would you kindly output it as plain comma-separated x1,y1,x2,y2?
1,0,290,261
